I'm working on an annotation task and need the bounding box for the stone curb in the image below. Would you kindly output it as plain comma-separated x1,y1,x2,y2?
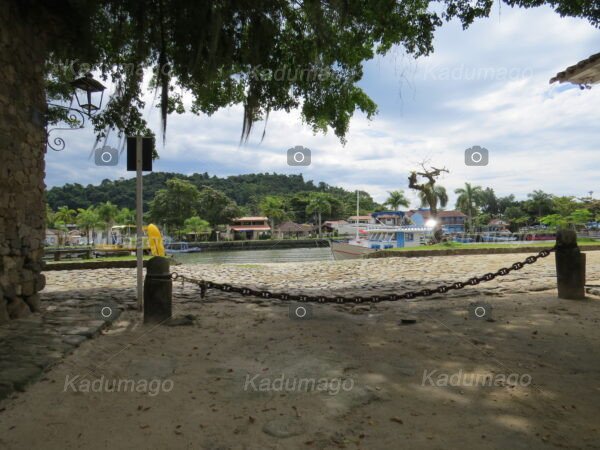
365,245,600,259
43,260,149,271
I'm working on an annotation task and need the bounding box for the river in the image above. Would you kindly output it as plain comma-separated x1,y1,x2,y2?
173,246,334,265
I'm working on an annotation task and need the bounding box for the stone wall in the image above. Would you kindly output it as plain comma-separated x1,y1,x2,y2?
0,3,48,322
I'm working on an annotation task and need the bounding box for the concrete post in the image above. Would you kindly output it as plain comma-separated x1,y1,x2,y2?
143,256,172,324
555,229,586,299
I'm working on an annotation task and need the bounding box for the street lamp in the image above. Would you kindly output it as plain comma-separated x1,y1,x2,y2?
46,72,107,151
70,72,106,117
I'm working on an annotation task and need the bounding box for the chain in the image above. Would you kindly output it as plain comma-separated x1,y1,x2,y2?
172,247,555,304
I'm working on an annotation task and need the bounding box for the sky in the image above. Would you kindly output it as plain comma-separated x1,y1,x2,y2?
45,4,600,209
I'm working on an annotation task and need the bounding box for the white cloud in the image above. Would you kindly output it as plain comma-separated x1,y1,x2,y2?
46,4,600,211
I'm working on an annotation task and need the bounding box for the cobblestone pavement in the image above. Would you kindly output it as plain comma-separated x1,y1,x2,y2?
1,251,598,402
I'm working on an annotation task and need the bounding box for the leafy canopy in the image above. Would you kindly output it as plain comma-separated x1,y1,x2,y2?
43,0,599,144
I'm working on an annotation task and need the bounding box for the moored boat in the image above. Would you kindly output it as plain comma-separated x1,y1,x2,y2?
330,226,433,260
165,242,202,254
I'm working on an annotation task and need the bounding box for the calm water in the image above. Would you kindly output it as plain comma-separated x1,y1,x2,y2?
173,246,334,265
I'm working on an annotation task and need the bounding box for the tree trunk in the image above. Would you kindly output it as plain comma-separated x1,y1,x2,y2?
0,3,48,321
318,212,322,238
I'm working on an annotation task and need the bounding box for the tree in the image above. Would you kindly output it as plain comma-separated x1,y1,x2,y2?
259,196,288,238
479,188,499,215
384,190,410,211
408,165,449,241
46,205,56,229
183,216,211,241
417,185,448,211
149,178,202,237
197,187,240,236
76,207,103,245
504,206,529,231
97,201,119,244
552,196,579,217
527,190,554,220
306,193,333,238
455,183,484,232
54,206,76,225
115,207,135,225
53,221,69,247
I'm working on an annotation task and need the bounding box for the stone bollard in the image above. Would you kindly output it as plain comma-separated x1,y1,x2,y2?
143,256,173,324
555,229,586,299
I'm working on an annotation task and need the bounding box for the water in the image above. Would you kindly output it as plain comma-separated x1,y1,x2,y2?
173,246,334,265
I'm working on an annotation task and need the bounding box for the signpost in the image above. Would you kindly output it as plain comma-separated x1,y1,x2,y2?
127,136,154,311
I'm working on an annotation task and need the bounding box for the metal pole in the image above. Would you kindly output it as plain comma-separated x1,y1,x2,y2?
355,190,359,240
136,136,144,310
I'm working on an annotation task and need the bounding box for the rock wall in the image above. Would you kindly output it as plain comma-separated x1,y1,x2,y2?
0,3,47,322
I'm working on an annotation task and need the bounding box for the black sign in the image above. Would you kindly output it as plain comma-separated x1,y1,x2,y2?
126,137,154,172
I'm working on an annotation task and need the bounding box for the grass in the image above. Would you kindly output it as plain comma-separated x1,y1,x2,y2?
47,255,153,264
388,238,600,252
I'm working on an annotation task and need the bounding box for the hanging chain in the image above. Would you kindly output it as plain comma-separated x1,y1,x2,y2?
172,247,555,304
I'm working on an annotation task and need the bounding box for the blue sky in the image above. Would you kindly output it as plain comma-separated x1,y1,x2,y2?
46,4,599,208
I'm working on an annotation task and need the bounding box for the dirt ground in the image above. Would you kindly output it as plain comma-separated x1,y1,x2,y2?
1,255,600,449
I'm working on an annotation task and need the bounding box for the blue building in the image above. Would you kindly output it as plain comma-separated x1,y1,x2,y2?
407,209,466,233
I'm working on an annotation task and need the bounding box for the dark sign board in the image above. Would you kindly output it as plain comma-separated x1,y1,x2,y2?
126,137,154,172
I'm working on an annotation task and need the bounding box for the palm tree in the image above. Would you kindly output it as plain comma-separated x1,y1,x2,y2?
418,185,448,211
54,206,76,224
259,196,288,239
97,201,119,244
183,216,210,241
76,207,103,245
454,183,483,231
527,190,553,221
384,190,410,211
306,193,332,238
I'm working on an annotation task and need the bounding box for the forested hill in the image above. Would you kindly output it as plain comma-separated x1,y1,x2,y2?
46,172,371,212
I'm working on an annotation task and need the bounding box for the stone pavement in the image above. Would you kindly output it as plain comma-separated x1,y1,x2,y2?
1,251,598,403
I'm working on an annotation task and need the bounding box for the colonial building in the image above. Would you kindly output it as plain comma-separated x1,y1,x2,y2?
226,217,271,240
371,211,406,226
274,221,316,239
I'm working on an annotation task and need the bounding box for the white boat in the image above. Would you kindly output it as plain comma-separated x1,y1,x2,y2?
480,231,517,242
331,226,433,260
165,242,202,254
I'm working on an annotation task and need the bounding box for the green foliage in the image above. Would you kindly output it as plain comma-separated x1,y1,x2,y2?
259,196,289,231
418,185,448,210
183,216,211,238
42,1,598,146
384,190,410,211
454,183,484,231
197,186,240,228
76,206,103,244
54,206,77,224
149,178,201,232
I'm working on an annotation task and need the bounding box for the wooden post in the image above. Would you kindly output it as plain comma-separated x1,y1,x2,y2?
555,229,586,299
143,256,172,324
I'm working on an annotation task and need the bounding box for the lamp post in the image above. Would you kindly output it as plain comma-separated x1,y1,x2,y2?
46,72,106,151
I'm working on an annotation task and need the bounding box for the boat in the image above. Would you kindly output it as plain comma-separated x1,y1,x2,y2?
480,231,518,242
331,226,433,260
165,242,202,254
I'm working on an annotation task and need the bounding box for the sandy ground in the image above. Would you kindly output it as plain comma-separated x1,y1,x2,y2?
1,253,599,449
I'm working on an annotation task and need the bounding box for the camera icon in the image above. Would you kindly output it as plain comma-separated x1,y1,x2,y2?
287,146,311,166
288,303,313,320
95,146,119,166
468,302,493,320
464,146,489,166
